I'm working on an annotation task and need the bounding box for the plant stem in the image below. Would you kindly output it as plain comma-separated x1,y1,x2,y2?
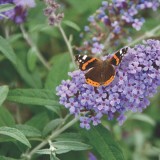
58,24,77,68
20,24,50,70
26,116,79,159
128,24,160,47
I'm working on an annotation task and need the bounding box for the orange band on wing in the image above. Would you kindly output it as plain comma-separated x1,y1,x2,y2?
113,55,120,65
82,58,97,70
104,76,115,86
86,78,100,87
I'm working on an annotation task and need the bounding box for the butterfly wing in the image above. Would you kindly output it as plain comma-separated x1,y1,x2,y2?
75,55,99,71
109,46,128,66
103,62,115,86
85,66,102,87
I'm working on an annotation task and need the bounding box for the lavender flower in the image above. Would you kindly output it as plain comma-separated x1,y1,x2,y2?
91,42,104,54
77,0,160,54
0,0,36,24
44,0,64,26
88,152,97,160
56,39,160,129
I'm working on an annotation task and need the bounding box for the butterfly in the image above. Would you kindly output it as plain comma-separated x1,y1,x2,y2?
75,46,128,87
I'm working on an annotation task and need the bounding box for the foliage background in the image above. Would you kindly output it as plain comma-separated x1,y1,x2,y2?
0,0,160,160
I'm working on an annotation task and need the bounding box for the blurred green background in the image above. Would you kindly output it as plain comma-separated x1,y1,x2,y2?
0,0,160,160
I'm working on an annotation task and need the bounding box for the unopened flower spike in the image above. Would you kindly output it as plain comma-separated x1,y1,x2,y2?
44,0,64,26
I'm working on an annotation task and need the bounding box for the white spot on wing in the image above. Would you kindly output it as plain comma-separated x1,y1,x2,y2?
82,55,87,60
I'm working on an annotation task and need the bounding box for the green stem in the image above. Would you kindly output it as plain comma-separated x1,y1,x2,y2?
25,116,79,159
20,25,50,70
128,24,160,47
58,24,77,68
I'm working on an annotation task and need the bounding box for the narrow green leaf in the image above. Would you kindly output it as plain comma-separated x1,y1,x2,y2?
0,3,15,13
63,20,81,31
27,47,37,72
8,33,22,43
43,118,64,136
16,58,42,88
55,148,71,154
26,112,49,130
0,36,40,88
44,105,61,116
15,124,42,137
36,149,52,155
0,36,17,66
0,85,9,106
82,125,125,160
53,141,91,152
129,113,156,126
0,107,15,127
7,89,60,106
36,149,61,159
45,53,70,90
37,148,70,155
0,127,31,148
55,133,83,142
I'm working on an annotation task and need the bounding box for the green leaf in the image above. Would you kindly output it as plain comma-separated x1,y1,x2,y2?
36,148,70,155
36,148,61,160
0,107,15,127
45,53,70,90
26,112,49,130
7,89,60,106
36,149,52,155
16,58,42,88
82,125,125,160
55,133,83,142
0,156,19,160
0,85,9,106
44,105,61,116
15,124,42,137
8,33,22,43
63,20,81,31
0,36,17,66
27,47,37,72
53,141,91,153
0,36,41,88
43,118,64,136
0,3,15,13
0,127,31,148
129,113,156,126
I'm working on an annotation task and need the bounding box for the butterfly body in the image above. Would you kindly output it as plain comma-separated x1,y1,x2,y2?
75,47,128,87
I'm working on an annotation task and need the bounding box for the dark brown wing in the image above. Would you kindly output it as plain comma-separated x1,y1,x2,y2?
75,55,99,71
109,46,128,66
84,60,103,87
102,61,115,86
85,68,102,87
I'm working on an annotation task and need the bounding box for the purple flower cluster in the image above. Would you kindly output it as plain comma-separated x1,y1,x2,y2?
0,0,35,24
56,39,160,129
78,0,160,54
44,0,64,26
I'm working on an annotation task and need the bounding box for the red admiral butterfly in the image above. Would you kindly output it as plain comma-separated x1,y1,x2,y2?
75,46,128,87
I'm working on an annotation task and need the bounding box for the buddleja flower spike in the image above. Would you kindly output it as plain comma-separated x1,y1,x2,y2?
57,40,160,129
